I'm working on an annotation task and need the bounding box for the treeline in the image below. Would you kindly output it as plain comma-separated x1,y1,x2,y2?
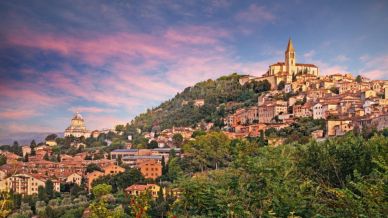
169,131,388,217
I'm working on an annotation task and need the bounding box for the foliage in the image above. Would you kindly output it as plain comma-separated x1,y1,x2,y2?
277,80,286,90
183,131,232,172
171,132,388,217
92,184,112,199
355,75,362,83
92,168,145,192
0,192,13,218
45,134,58,141
127,73,270,134
172,133,183,147
86,163,103,173
0,155,6,166
147,140,158,149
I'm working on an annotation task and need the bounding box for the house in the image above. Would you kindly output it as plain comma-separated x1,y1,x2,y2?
311,130,324,139
327,119,353,137
45,140,57,147
356,114,388,132
21,146,31,157
0,173,60,195
194,99,205,107
361,90,376,100
91,130,100,138
293,103,312,118
102,163,125,175
258,103,287,123
313,103,324,119
136,159,162,179
86,171,104,190
65,173,83,186
125,184,162,199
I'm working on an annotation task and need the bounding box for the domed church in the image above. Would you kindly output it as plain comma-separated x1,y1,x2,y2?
64,112,91,138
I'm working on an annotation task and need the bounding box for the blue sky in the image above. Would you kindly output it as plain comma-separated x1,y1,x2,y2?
0,0,387,138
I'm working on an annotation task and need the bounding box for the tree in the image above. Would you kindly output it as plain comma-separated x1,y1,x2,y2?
147,140,158,149
30,147,36,156
30,140,37,149
183,131,231,172
45,134,58,141
0,192,13,218
172,133,183,147
167,157,183,181
92,184,112,199
161,156,167,175
115,124,125,133
130,192,151,218
92,168,144,192
86,163,102,173
0,155,6,166
43,152,49,161
277,81,286,91
45,180,54,199
23,154,28,162
17,202,33,217
38,186,48,202
355,75,362,83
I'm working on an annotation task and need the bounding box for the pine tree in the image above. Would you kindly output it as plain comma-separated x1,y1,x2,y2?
57,153,61,162
43,152,49,161
23,154,29,162
161,156,167,175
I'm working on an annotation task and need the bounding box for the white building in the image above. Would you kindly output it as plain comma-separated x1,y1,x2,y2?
64,112,91,138
313,103,325,120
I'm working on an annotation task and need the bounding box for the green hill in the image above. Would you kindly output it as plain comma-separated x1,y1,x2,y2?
128,73,271,132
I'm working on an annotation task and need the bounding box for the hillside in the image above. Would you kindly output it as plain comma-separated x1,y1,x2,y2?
129,73,271,132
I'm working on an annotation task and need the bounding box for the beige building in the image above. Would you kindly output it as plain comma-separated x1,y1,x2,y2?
65,173,83,186
327,119,353,137
64,112,90,138
86,171,104,190
0,174,60,195
258,103,287,123
21,146,31,157
125,184,162,199
266,39,319,77
102,163,125,175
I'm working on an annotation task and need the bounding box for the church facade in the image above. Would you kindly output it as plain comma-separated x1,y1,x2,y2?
64,112,91,138
251,39,319,89
266,39,319,77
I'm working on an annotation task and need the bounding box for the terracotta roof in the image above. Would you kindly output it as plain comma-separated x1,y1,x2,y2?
125,184,156,191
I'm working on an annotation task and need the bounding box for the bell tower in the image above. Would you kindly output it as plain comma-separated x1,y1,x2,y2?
285,38,296,74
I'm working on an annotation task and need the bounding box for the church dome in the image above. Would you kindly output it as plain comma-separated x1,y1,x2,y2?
64,112,90,138
73,112,84,120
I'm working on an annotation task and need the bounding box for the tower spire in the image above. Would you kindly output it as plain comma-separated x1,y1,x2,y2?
286,38,294,52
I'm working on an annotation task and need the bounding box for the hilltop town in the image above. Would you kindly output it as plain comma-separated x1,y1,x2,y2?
0,39,387,217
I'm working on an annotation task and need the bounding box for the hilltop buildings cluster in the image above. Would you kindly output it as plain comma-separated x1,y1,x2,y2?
225,39,388,139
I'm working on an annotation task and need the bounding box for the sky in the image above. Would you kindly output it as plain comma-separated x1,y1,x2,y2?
0,0,388,139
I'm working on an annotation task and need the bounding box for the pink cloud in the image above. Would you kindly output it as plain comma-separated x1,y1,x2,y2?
359,55,388,80
0,109,40,120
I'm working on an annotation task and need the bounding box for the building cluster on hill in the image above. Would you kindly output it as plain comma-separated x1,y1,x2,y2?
225,39,388,139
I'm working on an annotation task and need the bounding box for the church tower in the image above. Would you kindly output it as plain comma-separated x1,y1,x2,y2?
285,38,296,75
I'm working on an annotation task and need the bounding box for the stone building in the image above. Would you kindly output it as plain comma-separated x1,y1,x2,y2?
64,112,90,138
